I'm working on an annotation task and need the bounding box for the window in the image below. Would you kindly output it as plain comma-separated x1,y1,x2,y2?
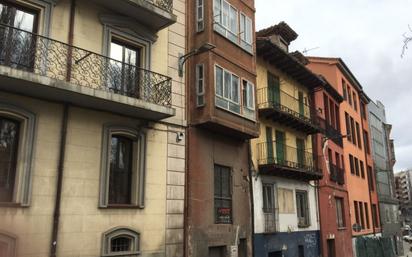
102,228,140,257
364,202,370,229
345,113,351,142
242,80,256,120
347,86,352,106
296,191,310,227
0,1,38,71
342,80,347,100
327,239,336,257
215,65,240,114
349,155,355,174
354,201,360,226
99,126,146,208
372,204,379,228
324,94,330,124
213,0,238,43
363,130,370,154
361,103,367,119
354,157,359,176
214,164,232,224
359,201,365,229
238,239,247,257
263,183,276,232
353,92,358,111
196,0,204,32
196,64,205,107
350,117,356,145
335,197,345,228
0,104,35,206
329,99,335,127
298,245,304,257
335,105,340,131
0,232,16,257
355,122,362,149
109,39,142,97
367,166,374,191
360,161,365,178
209,246,226,257
240,13,253,53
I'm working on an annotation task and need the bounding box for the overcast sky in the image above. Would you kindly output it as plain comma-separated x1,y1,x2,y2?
255,0,412,172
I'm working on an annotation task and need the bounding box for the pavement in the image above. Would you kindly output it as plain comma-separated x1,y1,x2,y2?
402,240,412,257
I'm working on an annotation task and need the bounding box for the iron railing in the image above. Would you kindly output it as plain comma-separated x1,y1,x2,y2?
318,117,343,146
257,87,318,125
263,212,277,233
257,140,320,174
329,163,345,185
149,0,173,13
0,23,172,107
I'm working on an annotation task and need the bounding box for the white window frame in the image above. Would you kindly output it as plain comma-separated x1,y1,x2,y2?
240,12,253,53
215,65,240,104
196,64,205,107
243,80,255,110
213,0,239,44
99,125,146,208
196,0,204,32
0,103,36,206
102,227,140,257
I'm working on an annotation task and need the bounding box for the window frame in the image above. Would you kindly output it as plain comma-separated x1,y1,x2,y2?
296,190,310,227
102,227,140,257
99,125,146,208
196,63,205,107
196,0,205,32
0,103,36,207
214,164,233,224
215,65,241,115
335,197,345,228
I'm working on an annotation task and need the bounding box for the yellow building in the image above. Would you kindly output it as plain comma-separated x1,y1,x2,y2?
0,1,186,257
251,23,324,257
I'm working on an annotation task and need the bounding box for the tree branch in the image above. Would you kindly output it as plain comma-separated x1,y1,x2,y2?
401,24,412,58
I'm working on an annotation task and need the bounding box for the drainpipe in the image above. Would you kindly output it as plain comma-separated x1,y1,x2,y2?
50,104,69,257
50,1,75,255
65,0,76,82
247,140,255,257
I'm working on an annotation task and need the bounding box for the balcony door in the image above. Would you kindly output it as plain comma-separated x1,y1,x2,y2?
0,2,38,71
267,72,280,106
296,138,305,168
109,39,142,98
265,127,274,164
298,91,305,117
275,130,285,165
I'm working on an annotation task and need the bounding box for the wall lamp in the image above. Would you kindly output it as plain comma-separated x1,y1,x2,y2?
178,43,216,77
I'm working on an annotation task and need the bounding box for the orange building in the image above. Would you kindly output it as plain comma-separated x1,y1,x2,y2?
307,57,381,248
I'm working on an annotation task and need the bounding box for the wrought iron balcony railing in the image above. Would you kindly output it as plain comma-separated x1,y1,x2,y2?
257,87,317,123
0,23,172,107
329,163,345,185
257,140,321,175
263,212,277,233
148,0,173,13
318,117,343,146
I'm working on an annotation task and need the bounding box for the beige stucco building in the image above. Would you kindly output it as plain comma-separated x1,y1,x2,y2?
0,0,186,257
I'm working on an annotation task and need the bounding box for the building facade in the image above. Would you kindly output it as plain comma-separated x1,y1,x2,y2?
395,170,412,223
368,100,403,255
0,0,187,257
313,76,354,257
307,57,381,255
252,23,322,257
185,0,258,257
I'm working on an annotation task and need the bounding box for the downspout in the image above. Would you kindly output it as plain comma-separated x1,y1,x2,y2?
50,1,75,256
50,104,69,257
247,140,255,257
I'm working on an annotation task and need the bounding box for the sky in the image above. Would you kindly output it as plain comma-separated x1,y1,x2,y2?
255,0,412,172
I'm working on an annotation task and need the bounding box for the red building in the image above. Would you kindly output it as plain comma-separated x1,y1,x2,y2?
312,76,354,257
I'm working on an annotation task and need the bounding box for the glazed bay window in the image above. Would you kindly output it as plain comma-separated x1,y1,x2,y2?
215,65,240,114
214,164,232,224
296,190,310,227
100,126,146,208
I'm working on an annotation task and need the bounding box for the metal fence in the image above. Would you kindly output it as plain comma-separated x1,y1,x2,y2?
0,23,172,107
149,0,173,13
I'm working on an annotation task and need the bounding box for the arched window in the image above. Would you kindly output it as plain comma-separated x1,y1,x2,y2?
99,125,146,208
102,227,139,256
0,232,17,257
0,103,36,206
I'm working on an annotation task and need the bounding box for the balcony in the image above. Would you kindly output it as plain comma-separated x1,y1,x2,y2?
257,87,320,134
329,163,345,185
257,141,322,181
90,0,176,31
0,24,174,120
318,118,343,146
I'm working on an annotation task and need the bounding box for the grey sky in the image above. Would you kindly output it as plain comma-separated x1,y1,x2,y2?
255,0,412,172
